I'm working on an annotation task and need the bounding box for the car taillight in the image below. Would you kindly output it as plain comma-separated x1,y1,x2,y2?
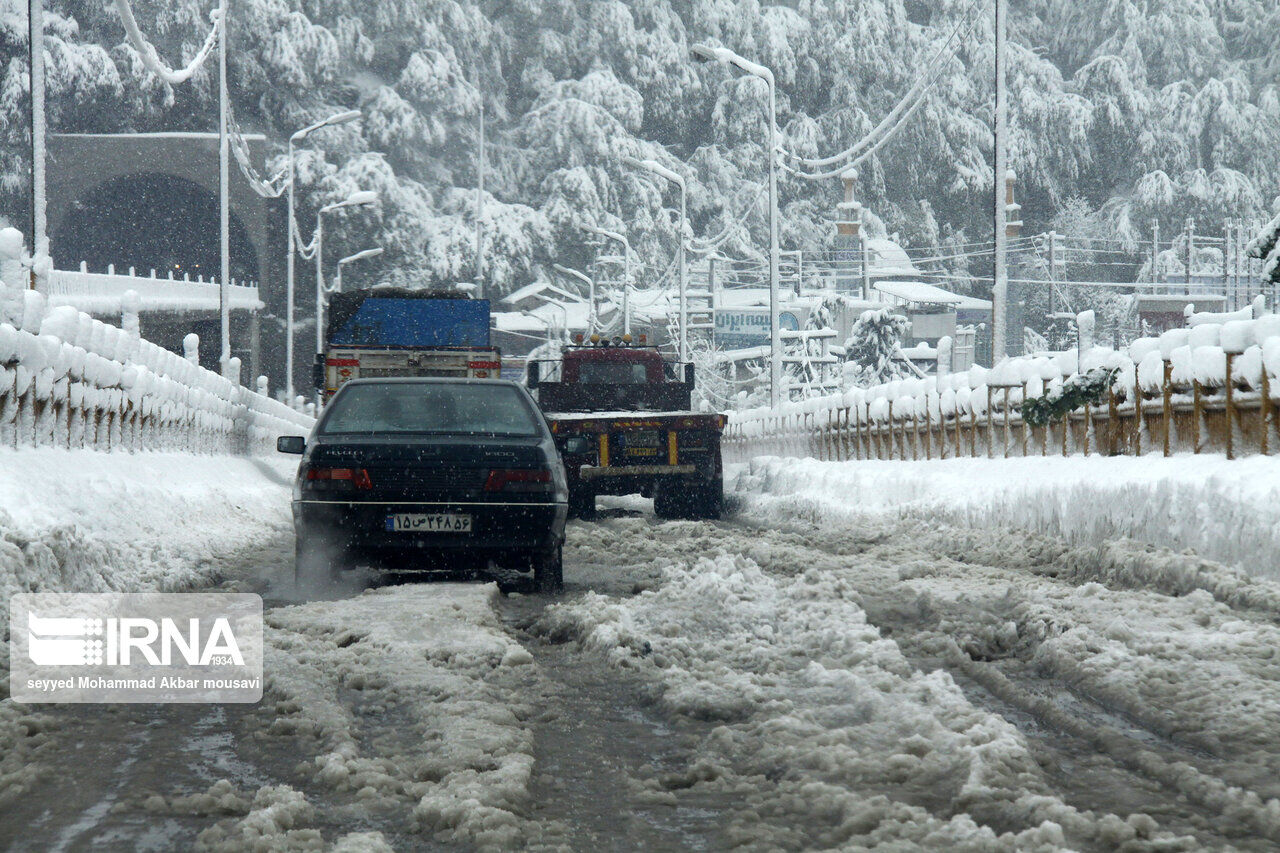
306,467,373,490
484,469,553,492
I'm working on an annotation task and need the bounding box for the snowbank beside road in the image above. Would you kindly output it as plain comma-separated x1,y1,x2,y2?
0,447,295,599
733,455,1280,579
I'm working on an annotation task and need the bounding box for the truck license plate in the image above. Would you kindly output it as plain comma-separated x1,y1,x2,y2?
385,513,472,533
626,430,663,448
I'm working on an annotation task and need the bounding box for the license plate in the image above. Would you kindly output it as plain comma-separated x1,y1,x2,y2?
385,513,472,533
626,430,663,448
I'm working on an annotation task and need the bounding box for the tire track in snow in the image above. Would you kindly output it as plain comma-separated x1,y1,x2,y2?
723,513,1280,846
598,512,1280,849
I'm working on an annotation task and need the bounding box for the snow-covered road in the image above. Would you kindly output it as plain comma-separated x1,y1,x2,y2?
6,476,1280,849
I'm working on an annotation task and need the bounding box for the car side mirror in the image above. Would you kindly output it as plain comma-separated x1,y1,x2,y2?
277,435,305,454
563,436,592,455
684,363,695,388
527,361,540,389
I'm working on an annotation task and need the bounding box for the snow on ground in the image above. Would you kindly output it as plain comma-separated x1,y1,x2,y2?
732,455,1280,580
537,518,1201,850
0,448,297,821
259,584,542,850
534,499,1280,849
0,448,296,600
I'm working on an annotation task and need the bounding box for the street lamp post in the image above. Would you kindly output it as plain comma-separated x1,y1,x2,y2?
286,109,361,399
552,264,595,333
333,247,384,295
313,190,377,358
691,43,780,406
622,156,687,361
584,225,633,335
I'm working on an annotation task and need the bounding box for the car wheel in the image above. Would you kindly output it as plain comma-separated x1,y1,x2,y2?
534,546,564,593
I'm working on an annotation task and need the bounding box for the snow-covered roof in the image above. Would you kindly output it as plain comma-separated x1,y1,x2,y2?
865,238,921,275
501,280,584,307
955,294,993,311
874,280,963,305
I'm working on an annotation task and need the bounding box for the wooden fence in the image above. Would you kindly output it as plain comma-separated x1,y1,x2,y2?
724,372,1275,464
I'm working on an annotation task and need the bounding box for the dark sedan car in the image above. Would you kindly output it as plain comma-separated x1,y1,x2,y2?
278,378,568,591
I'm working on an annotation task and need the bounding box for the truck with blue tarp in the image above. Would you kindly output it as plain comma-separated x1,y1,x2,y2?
316,287,499,401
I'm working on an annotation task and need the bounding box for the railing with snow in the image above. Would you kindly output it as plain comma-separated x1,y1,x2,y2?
47,266,261,314
1,290,311,455
725,309,1280,463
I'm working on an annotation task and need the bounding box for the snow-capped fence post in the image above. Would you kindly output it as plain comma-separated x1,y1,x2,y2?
985,386,994,458
886,401,895,459
1224,351,1237,460
1262,368,1271,456
1106,386,1119,456
1162,359,1174,457
926,403,934,458
954,406,963,459
1133,373,1143,456
1022,383,1030,457
1191,379,1203,453
1002,388,1012,458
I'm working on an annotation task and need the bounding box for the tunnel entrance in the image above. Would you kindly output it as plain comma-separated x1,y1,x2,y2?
53,173,259,284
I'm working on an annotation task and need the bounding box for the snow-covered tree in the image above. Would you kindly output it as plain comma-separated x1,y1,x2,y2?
845,308,911,387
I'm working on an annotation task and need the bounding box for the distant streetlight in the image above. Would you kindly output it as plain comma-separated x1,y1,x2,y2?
552,264,596,333
584,225,633,335
285,109,361,398
333,246,383,295
622,155,687,361
314,190,377,357
691,43,780,406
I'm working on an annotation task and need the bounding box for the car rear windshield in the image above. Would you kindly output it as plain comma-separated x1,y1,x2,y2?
320,383,543,437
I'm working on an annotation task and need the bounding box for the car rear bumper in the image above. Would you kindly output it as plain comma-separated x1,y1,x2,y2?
293,499,567,557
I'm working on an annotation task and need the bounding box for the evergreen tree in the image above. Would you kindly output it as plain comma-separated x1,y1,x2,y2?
845,308,911,386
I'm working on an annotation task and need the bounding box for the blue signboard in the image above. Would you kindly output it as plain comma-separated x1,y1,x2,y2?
330,298,491,348
714,308,802,349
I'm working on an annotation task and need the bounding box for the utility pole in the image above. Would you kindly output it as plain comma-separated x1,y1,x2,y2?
29,0,47,291
859,215,871,300
1185,217,1194,291
1047,230,1057,318
992,0,1009,362
1223,220,1232,309
217,0,231,375
1151,219,1160,285
474,88,485,299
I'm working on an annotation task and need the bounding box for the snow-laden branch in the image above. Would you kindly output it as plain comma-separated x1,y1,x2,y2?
782,6,973,171
688,186,767,255
779,8,985,185
114,0,221,85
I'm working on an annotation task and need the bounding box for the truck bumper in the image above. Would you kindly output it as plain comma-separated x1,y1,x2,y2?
577,464,697,480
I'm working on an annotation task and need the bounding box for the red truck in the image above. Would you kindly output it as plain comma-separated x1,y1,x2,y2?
527,336,726,520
